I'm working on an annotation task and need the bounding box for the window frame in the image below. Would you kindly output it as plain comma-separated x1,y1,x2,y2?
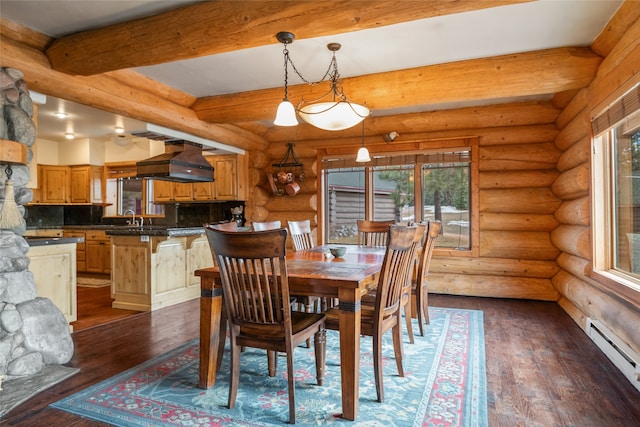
103,162,164,219
590,81,640,308
318,137,479,257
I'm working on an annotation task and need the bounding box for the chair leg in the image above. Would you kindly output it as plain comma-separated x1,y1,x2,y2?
423,288,430,325
392,320,405,378
268,350,278,376
314,329,326,386
285,345,296,424
217,310,227,371
227,335,241,409
304,298,313,348
404,303,414,344
415,286,425,336
373,330,384,403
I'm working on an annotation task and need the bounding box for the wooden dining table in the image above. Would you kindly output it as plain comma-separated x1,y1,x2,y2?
195,244,386,421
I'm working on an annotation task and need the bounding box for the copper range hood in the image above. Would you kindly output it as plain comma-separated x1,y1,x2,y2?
136,140,214,183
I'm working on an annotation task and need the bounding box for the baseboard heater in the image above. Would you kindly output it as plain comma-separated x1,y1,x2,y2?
586,318,640,392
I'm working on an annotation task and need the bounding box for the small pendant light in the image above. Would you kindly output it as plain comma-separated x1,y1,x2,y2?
355,120,371,163
274,32,298,126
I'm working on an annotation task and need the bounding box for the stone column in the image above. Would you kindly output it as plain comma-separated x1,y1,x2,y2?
0,68,73,385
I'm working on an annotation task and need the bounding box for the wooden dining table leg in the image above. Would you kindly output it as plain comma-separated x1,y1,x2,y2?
199,275,223,389
338,287,361,421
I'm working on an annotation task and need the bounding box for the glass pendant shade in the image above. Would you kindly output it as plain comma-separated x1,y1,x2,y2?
356,146,371,162
274,100,298,126
298,101,369,131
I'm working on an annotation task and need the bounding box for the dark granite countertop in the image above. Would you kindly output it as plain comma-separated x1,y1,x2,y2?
25,236,84,247
105,226,205,237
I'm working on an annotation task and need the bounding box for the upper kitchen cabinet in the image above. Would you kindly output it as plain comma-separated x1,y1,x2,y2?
70,165,103,204
212,155,237,200
38,165,69,203
153,180,197,203
151,154,246,203
34,164,103,204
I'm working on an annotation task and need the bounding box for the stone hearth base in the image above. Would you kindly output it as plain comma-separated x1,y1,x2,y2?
0,365,79,419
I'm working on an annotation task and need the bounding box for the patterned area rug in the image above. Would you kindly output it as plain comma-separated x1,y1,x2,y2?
76,277,111,288
51,308,486,426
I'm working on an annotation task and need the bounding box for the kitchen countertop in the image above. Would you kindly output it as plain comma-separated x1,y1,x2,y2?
105,226,205,237
26,225,206,237
25,236,84,247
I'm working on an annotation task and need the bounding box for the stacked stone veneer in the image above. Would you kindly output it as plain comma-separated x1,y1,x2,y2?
0,67,73,383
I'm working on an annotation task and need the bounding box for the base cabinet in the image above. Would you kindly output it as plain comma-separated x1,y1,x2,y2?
110,234,213,311
85,230,111,274
28,242,77,328
63,230,86,272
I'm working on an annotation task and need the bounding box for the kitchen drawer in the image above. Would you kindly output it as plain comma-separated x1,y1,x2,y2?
25,228,63,237
86,230,109,241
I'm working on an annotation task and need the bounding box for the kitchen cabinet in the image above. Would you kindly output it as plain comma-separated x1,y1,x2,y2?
28,241,77,327
110,234,212,311
85,230,111,274
64,228,110,274
153,180,194,202
35,164,103,204
39,165,69,203
153,180,173,202
212,155,237,200
192,180,214,200
63,230,86,272
151,155,240,203
70,165,103,204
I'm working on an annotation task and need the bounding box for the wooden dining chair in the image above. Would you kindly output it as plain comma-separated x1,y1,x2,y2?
412,220,441,335
362,222,425,344
400,222,426,344
324,224,418,403
357,219,395,246
288,219,315,251
252,220,281,231
205,226,326,424
287,219,327,337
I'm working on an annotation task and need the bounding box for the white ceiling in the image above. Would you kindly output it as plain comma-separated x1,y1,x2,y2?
0,0,624,142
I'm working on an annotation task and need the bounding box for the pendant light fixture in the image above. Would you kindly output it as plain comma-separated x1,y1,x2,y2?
355,120,371,163
273,31,370,131
273,32,298,126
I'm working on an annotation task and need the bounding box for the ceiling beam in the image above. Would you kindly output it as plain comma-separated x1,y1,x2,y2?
0,34,268,152
193,47,601,124
45,0,533,76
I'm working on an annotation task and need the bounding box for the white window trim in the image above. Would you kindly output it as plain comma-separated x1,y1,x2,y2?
591,95,640,307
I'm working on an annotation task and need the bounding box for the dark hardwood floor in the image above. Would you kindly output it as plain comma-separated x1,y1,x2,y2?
72,284,140,332
3,293,639,426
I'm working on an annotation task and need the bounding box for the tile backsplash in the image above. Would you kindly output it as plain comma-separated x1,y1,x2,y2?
24,201,245,228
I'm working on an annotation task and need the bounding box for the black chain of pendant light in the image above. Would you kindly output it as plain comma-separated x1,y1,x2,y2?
275,31,370,131
277,32,336,88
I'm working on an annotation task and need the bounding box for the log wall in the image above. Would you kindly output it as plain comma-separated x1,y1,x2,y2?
252,103,563,301
549,13,640,358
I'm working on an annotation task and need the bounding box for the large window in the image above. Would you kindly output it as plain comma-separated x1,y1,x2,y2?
592,84,640,298
117,178,163,216
103,163,164,218
323,147,472,250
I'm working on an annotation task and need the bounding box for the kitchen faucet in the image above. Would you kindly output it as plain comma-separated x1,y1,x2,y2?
123,209,137,226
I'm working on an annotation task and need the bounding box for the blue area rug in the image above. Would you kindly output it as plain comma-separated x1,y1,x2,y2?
51,307,487,426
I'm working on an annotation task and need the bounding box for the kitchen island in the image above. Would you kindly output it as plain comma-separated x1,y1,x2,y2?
26,236,83,328
106,227,213,311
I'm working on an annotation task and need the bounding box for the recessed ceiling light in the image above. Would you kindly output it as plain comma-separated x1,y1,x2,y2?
114,126,124,134
54,112,67,119
64,132,75,140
